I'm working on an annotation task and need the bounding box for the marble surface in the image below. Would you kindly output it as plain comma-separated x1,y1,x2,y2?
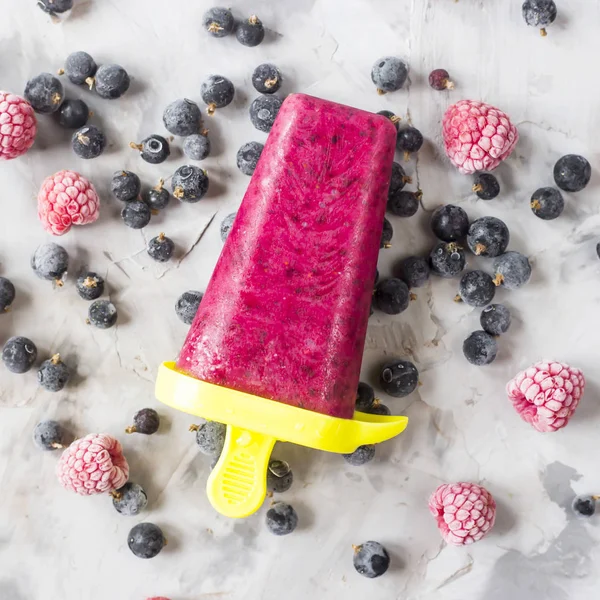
1,1,600,599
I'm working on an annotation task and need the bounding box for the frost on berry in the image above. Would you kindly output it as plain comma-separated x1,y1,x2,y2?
0,92,37,160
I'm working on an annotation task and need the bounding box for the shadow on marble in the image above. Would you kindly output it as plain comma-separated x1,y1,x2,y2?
291,500,314,530
205,166,228,200
203,114,226,158
572,379,600,424
492,495,517,537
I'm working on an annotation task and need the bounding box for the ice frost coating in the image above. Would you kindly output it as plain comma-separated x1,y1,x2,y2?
0,92,37,160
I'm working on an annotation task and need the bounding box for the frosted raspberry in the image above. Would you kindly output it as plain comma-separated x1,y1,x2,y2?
38,170,100,236
0,92,37,160
429,482,496,546
56,433,129,496
442,100,518,174
507,361,585,432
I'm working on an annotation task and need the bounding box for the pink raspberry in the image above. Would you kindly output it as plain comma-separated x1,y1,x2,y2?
0,91,37,160
429,482,496,546
56,433,129,496
38,170,100,236
442,100,518,174
507,361,585,432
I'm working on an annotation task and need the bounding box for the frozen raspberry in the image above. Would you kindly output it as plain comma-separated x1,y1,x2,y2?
442,100,518,174
506,361,585,432
0,92,37,160
56,433,129,495
38,170,100,236
429,482,496,546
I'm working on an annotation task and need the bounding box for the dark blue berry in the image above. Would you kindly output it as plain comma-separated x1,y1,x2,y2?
183,133,211,161
33,420,65,450
381,359,418,397
163,99,202,136
396,256,430,288
429,68,454,91
127,523,165,559
249,95,283,132
57,99,89,129
75,272,104,301
431,204,469,242
356,382,375,412
237,141,264,175
220,213,237,242
64,51,97,85
31,243,68,283
463,331,497,365
480,304,511,336
0,277,15,312
112,482,148,516
572,495,598,518
38,0,72,13
380,217,393,249
252,63,282,94
457,270,496,307
236,15,265,47
201,75,235,115
88,299,117,329
266,502,298,536
267,460,293,493
144,181,171,211
343,445,376,466
191,421,226,455
467,216,509,257
24,73,64,113
171,165,209,202
127,408,160,435
493,251,531,289
175,290,203,324
371,57,408,93
374,278,410,314
203,7,234,37
389,162,411,197
38,354,70,392
473,173,500,200
396,126,423,160
121,200,151,229
369,402,391,416
111,170,141,202
353,541,390,578
522,0,557,35
377,110,401,131
554,154,591,192
147,233,174,262
2,336,37,374
388,189,421,217
530,187,564,220
429,242,466,278
131,134,170,164
93,64,130,99
72,125,106,159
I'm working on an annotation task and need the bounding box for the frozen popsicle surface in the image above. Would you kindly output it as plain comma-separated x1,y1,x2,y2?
177,93,396,419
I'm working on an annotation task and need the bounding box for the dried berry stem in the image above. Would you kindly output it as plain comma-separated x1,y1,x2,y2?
129,142,143,151
472,184,483,193
206,103,217,116
125,426,137,434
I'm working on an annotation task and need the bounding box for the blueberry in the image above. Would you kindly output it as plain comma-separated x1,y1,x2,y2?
380,217,393,249
75,272,104,301
457,270,496,307
374,278,410,315
553,154,591,192
249,95,283,132
252,64,282,94
480,304,511,336
473,173,500,200
203,6,234,37
522,0,557,35
237,141,264,175
64,51,97,85
396,126,423,160
430,204,469,242
388,189,421,217
33,420,66,451
343,445,376,466
0,277,15,312
38,0,73,13
377,110,401,131
127,523,165,559
24,73,64,114
144,180,171,211
201,75,235,115
130,134,170,164
31,243,68,283
93,64,130,99
356,382,375,412
463,331,498,366
353,541,390,578
121,200,151,229
190,421,226,456
371,57,408,94
57,99,89,129
369,402,391,416
147,233,174,262
381,359,419,398
183,133,211,161
429,68,454,91
572,495,598,518
72,125,106,159
163,99,202,136
265,502,298,536
389,162,411,197
220,212,237,242
126,408,160,435
37,354,70,392
530,187,564,220
112,482,148,516
236,15,265,47
396,256,430,288
176,290,203,324
111,171,141,202
171,165,209,203
2,336,37,374
267,459,293,493
88,299,117,329
492,251,531,289
429,242,466,278
467,216,510,257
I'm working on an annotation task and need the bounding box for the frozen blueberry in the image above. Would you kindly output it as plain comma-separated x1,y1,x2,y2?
121,200,151,229
57,99,89,129
64,51,97,85
236,15,265,47
396,256,430,288
72,125,106,159
183,133,211,161
111,170,141,202
356,382,375,412
473,173,500,200
2,336,37,374
389,162,411,197
371,57,408,94
381,359,418,398
147,233,174,263
522,0,557,35
0,277,15,312
249,95,283,132
203,6,234,37
24,73,64,113
88,299,117,329
388,189,421,217
75,272,104,301
93,64,130,99
480,304,511,336
31,243,68,283
369,402,391,416
343,445,376,466
430,204,469,242
457,270,496,307
176,290,203,324
553,154,591,192
130,134,170,164
38,0,73,13
201,75,235,115
396,126,423,160
467,216,510,257
33,420,66,451
463,330,498,366
492,251,531,289
191,421,226,456
530,187,564,220
377,110,401,131
126,408,160,435
171,165,209,203
374,278,410,315
37,354,70,392
429,242,466,278
380,217,393,249
429,68,454,91
144,180,171,211
112,482,148,516
266,502,298,536
572,495,598,518
220,212,237,242
163,99,202,136
128,523,165,559
353,541,390,578
237,141,264,175
267,459,293,493
252,63,282,94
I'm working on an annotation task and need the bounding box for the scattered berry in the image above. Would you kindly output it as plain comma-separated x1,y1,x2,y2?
381,359,419,397
369,402,391,416
353,542,390,578
396,256,430,288
396,126,423,161
128,523,166,559
111,170,141,202
31,243,68,283
144,180,171,211
380,217,393,249
429,68,454,91
93,64,130,99
267,459,293,493
63,51,97,86
33,420,66,451
389,162,411,197
236,15,265,47
530,187,564,220
126,408,160,435
112,482,148,516
522,0,557,36
266,502,298,536
249,95,283,132
480,304,511,336
190,421,226,456
38,354,70,392
430,204,469,242
463,331,498,365
121,200,151,229
377,110,401,131
147,233,174,262
356,382,375,412
72,125,106,159
38,0,73,13
2,336,37,374
457,270,496,307
429,242,466,278
0,92,37,160
371,57,408,94
88,299,117,329
388,189,421,217
373,278,410,314
572,495,598,518
343,445,376,466
553,154,591,192
473,173,500,200
175,290,203,324
493,251,531,289
163,99,202,136
201,75,234,115
252,63,282,94
0,277,15,312
220,212,237,242
130,134,170,164
76,272,104,301
203,6,234,37
57,99,89,129
183,132,211,161
24,73,64,114
237,141,264,175
467,216,509,257
172,165,209,202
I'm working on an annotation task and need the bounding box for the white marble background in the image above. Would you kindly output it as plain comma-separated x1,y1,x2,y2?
1,0,600,599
